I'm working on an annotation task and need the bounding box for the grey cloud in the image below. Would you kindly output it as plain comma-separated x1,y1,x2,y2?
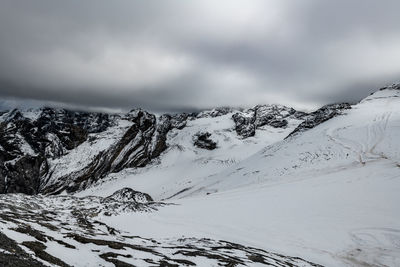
0,0,399,112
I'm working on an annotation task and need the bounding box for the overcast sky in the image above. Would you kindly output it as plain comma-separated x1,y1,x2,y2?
0,0,399,112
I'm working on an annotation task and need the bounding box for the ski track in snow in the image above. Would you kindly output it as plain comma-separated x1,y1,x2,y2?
325,112,392,165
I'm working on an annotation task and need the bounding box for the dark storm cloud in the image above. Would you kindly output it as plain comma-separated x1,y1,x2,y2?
0,0,399,112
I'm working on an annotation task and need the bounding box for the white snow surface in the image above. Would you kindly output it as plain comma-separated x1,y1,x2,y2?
80,88,400,266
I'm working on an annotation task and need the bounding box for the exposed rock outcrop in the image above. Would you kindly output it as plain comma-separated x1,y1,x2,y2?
232,112,256,138
232,105,307,138
193,132,217,150
104,187,153,203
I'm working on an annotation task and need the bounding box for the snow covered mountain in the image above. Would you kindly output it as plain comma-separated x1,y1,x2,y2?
0,102,348,197
0,84,399,266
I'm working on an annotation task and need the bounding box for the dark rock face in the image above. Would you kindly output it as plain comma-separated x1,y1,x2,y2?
287,103,351,138
2,156,44,194
232,105,307,138
232,112,256,138
193,132,217,150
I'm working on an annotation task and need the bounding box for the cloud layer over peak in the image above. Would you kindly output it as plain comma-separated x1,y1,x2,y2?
0,0,399,112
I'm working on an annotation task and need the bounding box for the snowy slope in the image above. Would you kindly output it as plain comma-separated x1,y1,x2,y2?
78,112,303,200
84,87,400,266
103,160,400,266
175,88,400,196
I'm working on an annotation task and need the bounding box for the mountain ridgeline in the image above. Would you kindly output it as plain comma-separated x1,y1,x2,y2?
0,102,351,195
